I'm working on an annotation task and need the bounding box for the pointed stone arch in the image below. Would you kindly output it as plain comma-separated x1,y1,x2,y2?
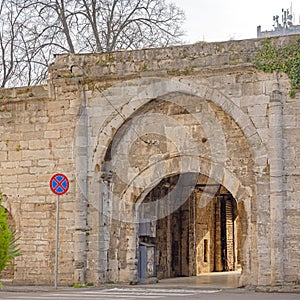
92,77,267,172
92,77,267,286
108,154,252,285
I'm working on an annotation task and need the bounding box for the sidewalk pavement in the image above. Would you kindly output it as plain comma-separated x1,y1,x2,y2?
1,271,299,294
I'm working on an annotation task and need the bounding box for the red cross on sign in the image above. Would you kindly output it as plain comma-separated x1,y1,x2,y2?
50,173,69,195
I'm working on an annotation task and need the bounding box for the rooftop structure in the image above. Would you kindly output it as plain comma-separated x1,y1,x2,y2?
257,7,300,37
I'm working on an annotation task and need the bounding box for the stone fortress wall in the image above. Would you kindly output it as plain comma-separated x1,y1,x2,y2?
0,34,299,287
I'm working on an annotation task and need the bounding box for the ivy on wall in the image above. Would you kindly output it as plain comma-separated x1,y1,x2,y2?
253,38,300,98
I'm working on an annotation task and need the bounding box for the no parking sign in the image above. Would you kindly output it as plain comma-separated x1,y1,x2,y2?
50,173,69,195
49,173,69,289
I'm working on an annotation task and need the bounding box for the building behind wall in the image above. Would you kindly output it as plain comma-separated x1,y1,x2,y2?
257,7,300,37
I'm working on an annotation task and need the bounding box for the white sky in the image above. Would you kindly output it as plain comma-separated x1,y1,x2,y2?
171,0,300,43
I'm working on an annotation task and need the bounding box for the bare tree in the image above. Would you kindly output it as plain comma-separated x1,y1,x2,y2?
0,0,23,87
0,0,185,87
0,0,56,87
72,0,185,52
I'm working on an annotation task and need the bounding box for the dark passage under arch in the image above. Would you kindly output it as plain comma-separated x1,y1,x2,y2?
137,173,241,281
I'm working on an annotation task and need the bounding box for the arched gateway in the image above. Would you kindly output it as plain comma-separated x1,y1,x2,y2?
90,85,259,286
1,36,298,288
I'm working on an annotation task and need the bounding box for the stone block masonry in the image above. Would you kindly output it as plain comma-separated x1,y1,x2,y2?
0,85,79,285
0,34,299,288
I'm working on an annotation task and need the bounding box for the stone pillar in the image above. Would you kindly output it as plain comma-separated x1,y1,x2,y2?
268,79,284,285
74,87,88,284
98,172,112,283
127,204,139,284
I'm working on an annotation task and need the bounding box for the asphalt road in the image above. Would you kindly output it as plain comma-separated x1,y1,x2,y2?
0,287,299,300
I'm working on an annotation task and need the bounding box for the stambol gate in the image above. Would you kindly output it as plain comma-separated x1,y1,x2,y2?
49,173,69,288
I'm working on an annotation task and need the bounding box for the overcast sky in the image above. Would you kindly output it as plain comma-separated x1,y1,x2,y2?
171,0,300,43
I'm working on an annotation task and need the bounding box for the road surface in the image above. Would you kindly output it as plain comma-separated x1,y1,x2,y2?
0,287,299,300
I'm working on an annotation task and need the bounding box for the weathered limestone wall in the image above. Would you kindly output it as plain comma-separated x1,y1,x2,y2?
0,84,82,285
283,97,300,284
0,34,299,287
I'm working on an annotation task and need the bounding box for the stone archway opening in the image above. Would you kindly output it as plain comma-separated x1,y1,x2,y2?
137,172,242,281
99,89,255,285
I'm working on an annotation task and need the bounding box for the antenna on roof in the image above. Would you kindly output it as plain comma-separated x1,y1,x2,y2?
257,5,300,38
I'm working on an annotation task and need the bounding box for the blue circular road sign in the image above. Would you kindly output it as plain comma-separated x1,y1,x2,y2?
50,173,69,195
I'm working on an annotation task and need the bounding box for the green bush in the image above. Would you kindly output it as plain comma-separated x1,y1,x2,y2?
0,192,20,288
253,38,300,98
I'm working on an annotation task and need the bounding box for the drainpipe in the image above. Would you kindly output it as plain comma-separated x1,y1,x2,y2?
268,75,284,286
74,86,88,284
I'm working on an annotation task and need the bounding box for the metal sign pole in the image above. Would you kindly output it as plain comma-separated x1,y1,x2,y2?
50,173,69,289
55,195,60,289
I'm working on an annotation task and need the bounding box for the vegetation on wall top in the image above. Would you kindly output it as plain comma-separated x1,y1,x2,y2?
253,38,300,98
